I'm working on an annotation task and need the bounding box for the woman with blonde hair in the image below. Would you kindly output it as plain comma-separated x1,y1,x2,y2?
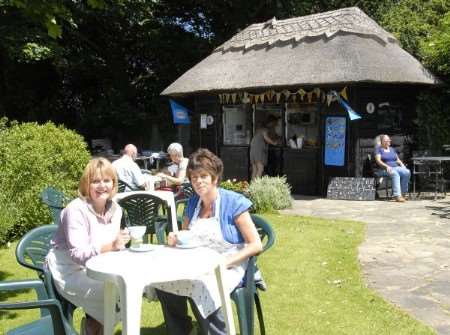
46,158,130,335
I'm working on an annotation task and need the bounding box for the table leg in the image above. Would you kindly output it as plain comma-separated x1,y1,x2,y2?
168,199,178,232
215,263,236,335
119,279,145,335
104,281,117,335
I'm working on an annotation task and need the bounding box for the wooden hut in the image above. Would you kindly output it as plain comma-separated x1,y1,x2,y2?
162,7,439,195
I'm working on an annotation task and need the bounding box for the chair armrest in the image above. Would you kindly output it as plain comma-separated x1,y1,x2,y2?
0,279,50,317
0,279,48,300
0,298,67,335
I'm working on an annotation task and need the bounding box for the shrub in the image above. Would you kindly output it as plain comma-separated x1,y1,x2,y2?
0,120,90,242
248,176,292,213
220,179,249,196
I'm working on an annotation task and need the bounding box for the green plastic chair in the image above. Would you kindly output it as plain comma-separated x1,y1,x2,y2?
15,224,78,325
174,183,195,229
118,179,142,193
118,193,170,244
40,187,71,225
0,280,78,335
231,214,275,335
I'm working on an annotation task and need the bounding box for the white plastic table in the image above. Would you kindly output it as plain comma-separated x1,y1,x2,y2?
86,246,236,335
114,190,178,232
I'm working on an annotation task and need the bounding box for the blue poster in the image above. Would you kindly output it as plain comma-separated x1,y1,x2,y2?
324,116,346,166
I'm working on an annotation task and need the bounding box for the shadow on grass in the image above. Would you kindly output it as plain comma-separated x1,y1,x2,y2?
0,269,37,319
115,322,201,335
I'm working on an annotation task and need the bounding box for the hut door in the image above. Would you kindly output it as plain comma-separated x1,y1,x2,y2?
195,96,220,155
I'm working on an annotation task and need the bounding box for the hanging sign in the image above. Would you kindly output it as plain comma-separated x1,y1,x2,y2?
324,116,346,166
200,114,207,129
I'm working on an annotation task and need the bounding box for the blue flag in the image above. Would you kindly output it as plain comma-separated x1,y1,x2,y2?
332,91,362,121
169,99,191,124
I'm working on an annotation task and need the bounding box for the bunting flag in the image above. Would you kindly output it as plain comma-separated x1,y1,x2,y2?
215,87,351,105
169,99,191,124
340,87,348,100
331,91,361,121
275,92,282,103
298,88,306,100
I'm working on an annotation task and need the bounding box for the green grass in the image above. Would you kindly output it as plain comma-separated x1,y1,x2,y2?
0,214,436,335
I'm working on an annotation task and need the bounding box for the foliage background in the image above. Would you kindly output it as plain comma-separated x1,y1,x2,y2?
3,0,449,150
0,118,90,242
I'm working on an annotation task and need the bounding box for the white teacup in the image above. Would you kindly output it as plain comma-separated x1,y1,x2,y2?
127,226,146,247
176,230,192,245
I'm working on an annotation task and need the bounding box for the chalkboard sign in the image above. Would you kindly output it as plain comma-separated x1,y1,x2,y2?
327,177,376,201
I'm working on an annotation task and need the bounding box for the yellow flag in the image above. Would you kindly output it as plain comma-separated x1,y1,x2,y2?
340,87,348,100
298,88,306,100
276,92,282,103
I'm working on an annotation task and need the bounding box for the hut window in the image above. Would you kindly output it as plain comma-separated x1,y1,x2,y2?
222,104,251,145
377,102,403,131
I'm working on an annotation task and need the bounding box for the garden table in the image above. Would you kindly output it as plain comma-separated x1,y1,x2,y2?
86,246,236,335
411,156,450,199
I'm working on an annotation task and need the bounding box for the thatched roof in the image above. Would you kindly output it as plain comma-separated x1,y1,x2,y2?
162,7,439,96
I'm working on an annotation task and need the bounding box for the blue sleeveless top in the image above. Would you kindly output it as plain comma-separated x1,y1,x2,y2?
185,188,252,244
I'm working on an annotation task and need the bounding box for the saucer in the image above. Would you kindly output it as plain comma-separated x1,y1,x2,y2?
129,244,155,252
176,243,200,249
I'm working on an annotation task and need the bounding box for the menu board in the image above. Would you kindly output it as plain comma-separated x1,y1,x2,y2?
324,116,346,166
327,177,376,201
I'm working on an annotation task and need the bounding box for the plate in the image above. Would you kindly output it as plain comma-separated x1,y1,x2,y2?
129,244,155,252
176,243,200,249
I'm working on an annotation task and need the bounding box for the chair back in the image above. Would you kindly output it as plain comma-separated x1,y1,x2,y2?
175,182,194,201
118,193,169,244
15,224,78,323
41,187,71,225
16,224,57,274
118,179,140,192
251,214,275,253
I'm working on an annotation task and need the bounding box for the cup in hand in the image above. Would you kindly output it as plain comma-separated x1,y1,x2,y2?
127,226,146,248
176,230,192,246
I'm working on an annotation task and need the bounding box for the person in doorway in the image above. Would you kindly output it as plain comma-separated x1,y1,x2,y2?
152,148,263,335
249,114,280,180
46,158,130,335
112,143,152,191
157,142,189,188
374,134,411,202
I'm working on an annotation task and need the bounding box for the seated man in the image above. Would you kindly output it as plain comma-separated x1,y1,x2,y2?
112,144,152,191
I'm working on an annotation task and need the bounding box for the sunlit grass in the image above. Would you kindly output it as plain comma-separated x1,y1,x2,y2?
0,214,435,334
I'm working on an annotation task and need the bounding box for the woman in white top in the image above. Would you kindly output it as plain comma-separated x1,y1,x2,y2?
157,142,189,187
153,148,262,335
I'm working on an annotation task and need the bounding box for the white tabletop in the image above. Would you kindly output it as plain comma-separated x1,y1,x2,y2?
412,156,450,162
86,246,236,335
113,190,178,232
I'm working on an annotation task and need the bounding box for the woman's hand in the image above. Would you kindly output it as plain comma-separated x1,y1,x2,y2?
386,166,393,174
167,232,177,247
113,229,130,250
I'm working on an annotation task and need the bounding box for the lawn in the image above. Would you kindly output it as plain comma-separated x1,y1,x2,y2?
0,214,436,335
